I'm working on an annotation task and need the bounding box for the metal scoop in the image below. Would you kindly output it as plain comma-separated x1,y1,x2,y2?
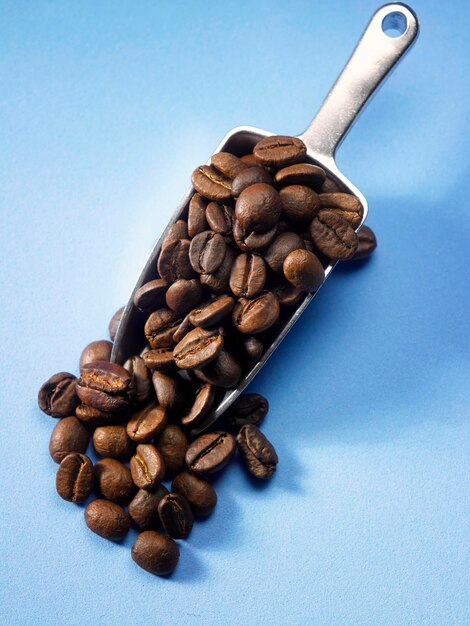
112,3,419,434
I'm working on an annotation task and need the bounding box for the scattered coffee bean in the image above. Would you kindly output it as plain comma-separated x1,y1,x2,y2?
189,230,227,274
231,166,272,197
158,493,194,539
127,404,167,442
151,371,182,411
172,314,194,343
75,403,115,425
108,306,124,341
319,192,363,227
310,210,358,259
144,308,181,349
142,349,177,373
49,416,89,463
233,220,278,252
194,351,242,388
188,295,235,328
157,238,193,283
56,453,94,502
206,202,234,237
131,530,179,576
279,185,320,224
130,443,165,490
237,425,278,479
92,425,135,460
211,152,247,179
182,383,215,427
253,135,306,167
229,253,266,298
38,372,79,418
165,278,202,316
187,193,209,238
200,247,235,294
174,327,224,370
155,424,188,479
264,232,305,273
85,499,130,541
172,471,217,517
94,458,135,504
224,393,269,429
185,432,236,475
232,291,280,334
133,279,168,313
76,361,132,414
235,183,281,232
283,249,325,291
123,355,153,406
79,340,113,368
350,224,377,260
128,485,169,530
162,220,189,245
274,163,326,189
192,165,232,202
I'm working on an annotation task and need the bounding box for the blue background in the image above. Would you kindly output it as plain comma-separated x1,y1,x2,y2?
1,1,469,624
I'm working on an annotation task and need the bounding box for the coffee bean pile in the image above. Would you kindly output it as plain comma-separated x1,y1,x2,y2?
38,135,376,576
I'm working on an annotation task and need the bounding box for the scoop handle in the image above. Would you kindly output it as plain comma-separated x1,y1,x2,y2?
299,3,419,160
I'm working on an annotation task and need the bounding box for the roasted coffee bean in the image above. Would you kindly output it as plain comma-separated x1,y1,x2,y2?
283,249,325,292
172,471,217,517
162,220,189,246
128,485,169,530
38,372,78,418
237,424,278,479
206,202,234,237
232,291,280,334
157,238,193,283
264,232,305,273
108,306,124,341
191,165,232,201
142,349,177,373
155,424,188,479
240,153,258,166
188,295,235,328
94,458,135,504
229,253,266,298
56,453,94,502
242,336,263,362
49,416,89,464
130,444,165,490
200,247,235,294
274,163,326,189
254,135,306,167
233,220,278,252
127,404,167,442
272,281,303,306
133,279,167,313
211,152,247,179
144,308,181,349
310,210,358,260
165,279,202,316
151,372,183,411
76,361,132,414
189,230,227,274
185,431,236,474
173,327,224,369
224,393,269,429
181,383,215,427
194,351,242,389
319,177,340,193
349,224,377,260
235,183,281,232
231,166,272,197
172,314,194,343
75,403,116,425
131,530,179,576
188,193,209,238
280,185,321,224
85,499,130,541
79,340,113,368
158,493,194,539
319,192,363,227
123,355,153,406
92,425,135,460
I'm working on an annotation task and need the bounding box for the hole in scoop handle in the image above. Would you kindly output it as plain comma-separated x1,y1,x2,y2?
299,3,419,159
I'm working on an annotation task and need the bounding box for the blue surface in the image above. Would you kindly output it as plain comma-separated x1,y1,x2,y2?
1,1,469,625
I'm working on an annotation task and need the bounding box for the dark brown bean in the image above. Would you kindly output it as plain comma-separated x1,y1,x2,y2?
200,247,236,294
194,351,242,388
131,530,179,576
127,404,167,442
181,384,216,427
142,349,177,373
79,340,113,368
188,193,209,238
49,416,89,463
38,372,79,418
242,336,264,362
144,308,181,349
172,471,217,517
165,279,202,315
85,499,130,541
92,425,135,460
253,135,306,167
173,327,224,370
172,314,194,343
94,458,135,504
233,220,277,252
76,361,132,414
310,210,358,260
211,152,248,179
108,306,124,341
158,493,194,539
319,177,340,193
240,153,258,166
191,165,232,201
155,424,188,479
130,444,165,490
128,485,169,530
224,393,269,429
231,166,272,197
185,431,236,474
162,220,189,246
237,424,278,479
133,279,168,313
157,238,193,283
123,355,154,406
189,230,227,274
206,202,234,237
151,372,183,411
232,291,280,334
56,453,94,502
229,253,266,298
188,295,235,328
349,224,377,260
283,249,325,292
319,192,363,227
75,403,116,425
274,163,326,189
235,183,281,232
280,185,321,224
264,232,305,273
272,281,303,306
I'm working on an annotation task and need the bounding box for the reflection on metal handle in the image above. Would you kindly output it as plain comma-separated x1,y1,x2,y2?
299,3,419,159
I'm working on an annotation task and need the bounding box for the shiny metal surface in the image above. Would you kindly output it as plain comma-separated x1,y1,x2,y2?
111,3,419,435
